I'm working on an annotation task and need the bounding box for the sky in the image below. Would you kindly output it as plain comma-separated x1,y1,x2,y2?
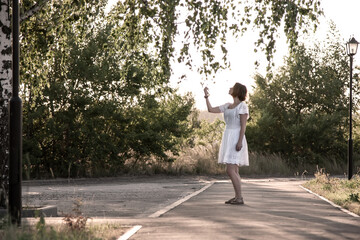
106,1,360,110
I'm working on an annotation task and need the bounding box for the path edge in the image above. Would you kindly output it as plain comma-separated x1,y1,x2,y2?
118,225,142,240
148,181,214,218
299,185,359,218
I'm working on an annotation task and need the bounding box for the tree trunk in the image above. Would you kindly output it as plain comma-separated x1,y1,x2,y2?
0,0,12,208
0,0,50,208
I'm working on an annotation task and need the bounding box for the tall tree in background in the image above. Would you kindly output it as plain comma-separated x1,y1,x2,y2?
247,24,359,167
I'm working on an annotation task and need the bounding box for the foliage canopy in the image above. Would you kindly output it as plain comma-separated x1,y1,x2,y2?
14,0,323,178
247,25,360,166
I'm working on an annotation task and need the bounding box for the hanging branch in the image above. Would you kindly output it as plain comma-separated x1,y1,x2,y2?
20,0,50,23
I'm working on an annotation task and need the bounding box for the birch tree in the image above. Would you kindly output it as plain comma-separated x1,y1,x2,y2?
0,0,14,208
0,0,49,208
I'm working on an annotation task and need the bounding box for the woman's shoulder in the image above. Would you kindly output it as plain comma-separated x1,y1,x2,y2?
219,103,231,112
237,101,248,108
237,101,249,114
220,102,231,108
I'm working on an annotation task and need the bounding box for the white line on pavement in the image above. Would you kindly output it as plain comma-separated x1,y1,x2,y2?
148,182,214,218
118,225,142,240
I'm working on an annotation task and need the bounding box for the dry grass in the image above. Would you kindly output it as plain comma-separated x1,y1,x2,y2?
0,198,130,240
0,217,130,240
125,142,351,177
125,142,302,177
170,145,313,177
86,224,130,240
124,143,224,175
241,152,294,176
171,143,224,175
303,168,360,216
171,147,297,176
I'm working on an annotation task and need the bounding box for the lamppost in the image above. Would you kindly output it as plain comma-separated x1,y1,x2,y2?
9,0,22,225
346,37,359,180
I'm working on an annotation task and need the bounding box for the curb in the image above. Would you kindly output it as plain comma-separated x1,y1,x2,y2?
299,185,359,218
0,205,58,218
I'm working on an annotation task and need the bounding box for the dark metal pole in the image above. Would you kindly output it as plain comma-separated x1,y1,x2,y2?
348,55,353,180
9,0,22,225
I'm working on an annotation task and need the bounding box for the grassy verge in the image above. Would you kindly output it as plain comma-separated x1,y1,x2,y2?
302,169,360,216
0,215,130,240
1,198,131,240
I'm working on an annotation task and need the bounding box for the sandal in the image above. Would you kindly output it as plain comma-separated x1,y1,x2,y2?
229,197,244,205
225,197,236,204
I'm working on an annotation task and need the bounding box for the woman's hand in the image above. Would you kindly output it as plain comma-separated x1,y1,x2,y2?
236,142,243,151
204,87,209,97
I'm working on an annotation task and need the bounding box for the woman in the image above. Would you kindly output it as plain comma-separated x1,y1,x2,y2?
204,83,249,205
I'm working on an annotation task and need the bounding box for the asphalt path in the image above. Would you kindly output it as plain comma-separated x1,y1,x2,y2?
22,175,212,218
21,177,360,239
130,179,360,240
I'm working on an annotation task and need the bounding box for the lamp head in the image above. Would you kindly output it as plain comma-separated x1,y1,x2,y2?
346,37,359,56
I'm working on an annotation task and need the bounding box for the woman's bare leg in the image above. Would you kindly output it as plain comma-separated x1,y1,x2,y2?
226,164,242,199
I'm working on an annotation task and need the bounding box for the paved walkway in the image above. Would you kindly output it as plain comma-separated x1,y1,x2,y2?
22,176,208,218
24,178,360,239
126,179,360,240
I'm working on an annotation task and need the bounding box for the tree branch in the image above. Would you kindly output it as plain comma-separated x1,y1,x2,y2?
20,0,51,23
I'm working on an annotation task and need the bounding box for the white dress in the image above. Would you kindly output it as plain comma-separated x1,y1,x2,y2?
218,102,249,166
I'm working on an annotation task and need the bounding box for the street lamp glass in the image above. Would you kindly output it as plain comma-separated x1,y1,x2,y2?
346,37,359,56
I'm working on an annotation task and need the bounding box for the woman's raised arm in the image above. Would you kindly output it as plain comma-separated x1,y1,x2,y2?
204,87,222,113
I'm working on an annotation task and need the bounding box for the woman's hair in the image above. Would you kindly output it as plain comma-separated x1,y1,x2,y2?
231,83,247,101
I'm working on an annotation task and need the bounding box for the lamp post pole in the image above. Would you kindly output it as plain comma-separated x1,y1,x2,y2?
349,54,353,180
346,37,359,180
9,0,22,225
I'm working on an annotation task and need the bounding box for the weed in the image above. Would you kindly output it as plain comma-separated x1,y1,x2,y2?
36,215,46,237
314,166,330,184
322,183,332,191
62,198,89,230
348,193,360,203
